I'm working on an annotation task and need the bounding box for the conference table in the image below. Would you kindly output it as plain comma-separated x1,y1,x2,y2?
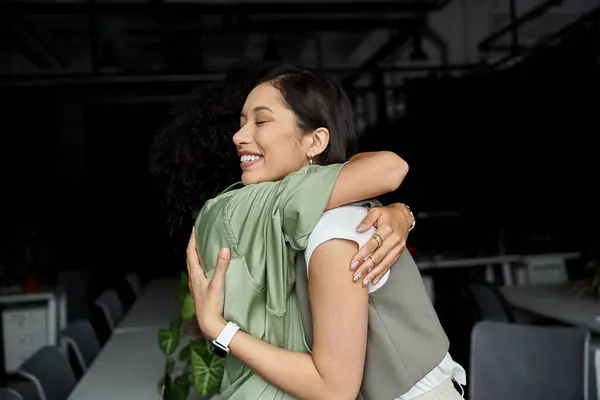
115,278,182,333
66,278,199,400
67,268,598,399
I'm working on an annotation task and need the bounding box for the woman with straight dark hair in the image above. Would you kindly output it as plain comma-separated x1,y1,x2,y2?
189,64,408,398
187,65,466,400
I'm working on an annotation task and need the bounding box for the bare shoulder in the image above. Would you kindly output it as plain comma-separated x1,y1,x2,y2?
311,237,358,263
305,205,374,270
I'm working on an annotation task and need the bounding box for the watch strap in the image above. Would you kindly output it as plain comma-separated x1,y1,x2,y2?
402,203,416,232
215,322,240,348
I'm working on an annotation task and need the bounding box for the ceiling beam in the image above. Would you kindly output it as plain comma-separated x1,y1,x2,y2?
2,1,442,15
479,0,566,52
346,19,424,69
343,19,426,85
3,18,65,70
113,17,421,34
0,64,485,87
347,30,393,66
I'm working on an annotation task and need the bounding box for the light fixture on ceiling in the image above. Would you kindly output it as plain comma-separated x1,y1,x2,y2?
409,34,428,61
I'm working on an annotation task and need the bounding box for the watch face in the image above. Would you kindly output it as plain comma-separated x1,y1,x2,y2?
210,341,229,358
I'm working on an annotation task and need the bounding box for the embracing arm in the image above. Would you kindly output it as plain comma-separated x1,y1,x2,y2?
205,240,368,400
326,151,408,211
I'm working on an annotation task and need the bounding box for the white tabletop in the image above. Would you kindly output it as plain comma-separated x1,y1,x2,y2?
67,329,171,400
116,278,181,333
416,252,581,270
417,255,521,270
500,284,600,334
0,288,63,304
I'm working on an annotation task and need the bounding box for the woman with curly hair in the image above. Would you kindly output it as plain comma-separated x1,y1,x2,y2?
149,60,264,238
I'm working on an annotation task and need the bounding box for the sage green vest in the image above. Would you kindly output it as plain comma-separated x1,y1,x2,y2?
295,200,450,400
195,164,344,400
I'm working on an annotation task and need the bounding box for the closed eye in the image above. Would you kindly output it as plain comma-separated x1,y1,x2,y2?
256,121,267,126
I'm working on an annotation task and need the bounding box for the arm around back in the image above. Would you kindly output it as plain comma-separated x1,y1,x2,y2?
214,238,369,400
326,151,408,210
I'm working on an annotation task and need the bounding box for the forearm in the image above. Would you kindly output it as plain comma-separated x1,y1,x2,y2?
200,241,366,400
326,151,408,210
208,322,340,400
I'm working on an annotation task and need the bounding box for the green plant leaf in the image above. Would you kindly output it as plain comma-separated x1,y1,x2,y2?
189,338,212,364
178,343,191,361
160,358,174,399
190,340,224,396
163,376,172,399
170,316,183,331
166,357,175,375
181,293,196,320
175,272,190,301
166,370,190,400
158,329,180,356
157,376,165,393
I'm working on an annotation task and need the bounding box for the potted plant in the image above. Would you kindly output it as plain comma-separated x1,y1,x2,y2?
157,273,225,400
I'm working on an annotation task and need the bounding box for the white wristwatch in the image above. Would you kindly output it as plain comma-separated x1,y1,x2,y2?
210,322,240,358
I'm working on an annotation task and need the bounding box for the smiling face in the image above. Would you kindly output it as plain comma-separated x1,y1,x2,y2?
233,82,312,185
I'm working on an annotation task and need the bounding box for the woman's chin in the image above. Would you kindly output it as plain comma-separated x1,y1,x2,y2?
241,168,290,185
241,171,276,185
241,172,259,185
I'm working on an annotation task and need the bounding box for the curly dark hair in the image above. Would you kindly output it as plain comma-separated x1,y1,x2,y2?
149,59,266,236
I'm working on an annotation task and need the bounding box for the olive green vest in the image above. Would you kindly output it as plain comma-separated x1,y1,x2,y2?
294,200,450,400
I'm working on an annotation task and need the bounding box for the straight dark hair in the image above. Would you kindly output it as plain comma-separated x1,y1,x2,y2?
255,65,358,165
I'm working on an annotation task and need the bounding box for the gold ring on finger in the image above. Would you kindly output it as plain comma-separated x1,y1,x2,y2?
367,254,377,266
372,233,383,248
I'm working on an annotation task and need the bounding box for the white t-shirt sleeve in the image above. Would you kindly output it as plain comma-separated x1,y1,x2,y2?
304,205,390,293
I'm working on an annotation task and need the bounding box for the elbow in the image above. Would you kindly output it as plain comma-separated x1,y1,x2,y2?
315,376,362,400
381,151,409,192
319,385,361,400
307,374,361,400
